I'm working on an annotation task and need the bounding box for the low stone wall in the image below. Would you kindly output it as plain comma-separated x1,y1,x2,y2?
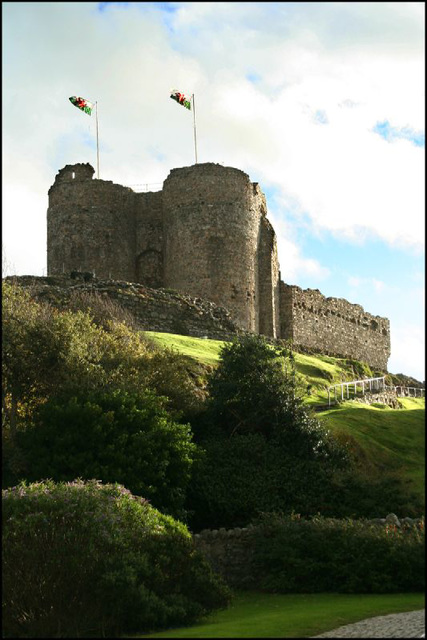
351,391,402,409
4,275,242,341
193,525,259,588
193,514,424,588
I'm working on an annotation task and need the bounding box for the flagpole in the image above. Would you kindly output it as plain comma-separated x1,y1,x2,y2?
192,94,198,164
95,101,100,179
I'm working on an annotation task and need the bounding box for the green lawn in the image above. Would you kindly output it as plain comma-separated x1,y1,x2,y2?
128,591,425,638
143,331,425,506
319,402,425,499
144,331,225,366
142,332,381,405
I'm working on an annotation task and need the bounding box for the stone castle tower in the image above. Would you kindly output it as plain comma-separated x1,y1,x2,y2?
47,162,280,337
47,162,391,369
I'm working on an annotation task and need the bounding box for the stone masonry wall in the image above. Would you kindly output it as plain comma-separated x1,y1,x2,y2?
135,191,164,288
258,213,280,338
46,162,391,369
48,164,136,281
162,163,263,333
280,283,391,371
193,515,424,588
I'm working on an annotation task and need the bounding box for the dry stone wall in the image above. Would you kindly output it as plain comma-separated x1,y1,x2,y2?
193,515,424,588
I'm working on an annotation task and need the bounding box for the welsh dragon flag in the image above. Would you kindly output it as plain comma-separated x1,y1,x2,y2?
170,89,191,110
69,96,95,115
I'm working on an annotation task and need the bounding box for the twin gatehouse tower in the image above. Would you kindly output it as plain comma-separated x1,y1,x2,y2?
47,162,391,370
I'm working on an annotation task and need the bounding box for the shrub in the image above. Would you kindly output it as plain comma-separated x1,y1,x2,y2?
252,513,425,594
2,479,231,638
18,389,197,519
186,334,350,530
207,334,349,463
186,432,349,531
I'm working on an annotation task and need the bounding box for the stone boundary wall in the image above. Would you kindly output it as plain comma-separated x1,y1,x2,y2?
4,275,242,341
280,284,391,371
193,514,424,587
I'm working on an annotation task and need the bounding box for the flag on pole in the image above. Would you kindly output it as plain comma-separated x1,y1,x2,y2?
69,96,95,115
170,89,192,110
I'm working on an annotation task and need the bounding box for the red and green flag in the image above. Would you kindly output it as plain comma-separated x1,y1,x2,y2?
170,89,192,110
69,96,95,115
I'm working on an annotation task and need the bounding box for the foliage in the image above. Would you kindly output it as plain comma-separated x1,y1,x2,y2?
66,288,138,330
207,334,345,457
17,389,197,518
186,335,352,530
344,358,374,380
186,432,348,531
2,479,231,638
2,282,202,487
252,513,425,594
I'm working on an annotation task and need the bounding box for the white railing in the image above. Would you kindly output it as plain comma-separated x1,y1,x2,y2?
327,376,425,406
328,376,386,406
388,386,425,398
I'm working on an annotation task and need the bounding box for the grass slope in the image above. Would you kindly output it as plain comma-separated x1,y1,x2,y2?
319,402,425,499
144,331,425,507
131,592,425,638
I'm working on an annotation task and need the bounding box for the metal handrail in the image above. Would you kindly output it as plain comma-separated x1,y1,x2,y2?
328,376,386,406
327,376,425,406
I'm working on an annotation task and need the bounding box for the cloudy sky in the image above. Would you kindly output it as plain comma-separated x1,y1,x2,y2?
3,2,425,381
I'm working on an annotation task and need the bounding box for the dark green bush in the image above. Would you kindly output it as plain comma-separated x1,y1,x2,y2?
17,389,197,519
186,432,347,531
207,334,349,463
2,480,231,638
187,334,350,530
252,513,425,594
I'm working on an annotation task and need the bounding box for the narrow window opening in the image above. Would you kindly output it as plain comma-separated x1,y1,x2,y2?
72,172,75,179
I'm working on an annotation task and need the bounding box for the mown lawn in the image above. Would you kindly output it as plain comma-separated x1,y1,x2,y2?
128,591,425,638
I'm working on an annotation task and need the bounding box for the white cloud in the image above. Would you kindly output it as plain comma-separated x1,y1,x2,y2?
347,276,386,293
389,323,425,382
2,2,424,380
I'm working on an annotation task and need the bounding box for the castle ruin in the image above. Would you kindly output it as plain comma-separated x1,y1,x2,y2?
47,162,391,370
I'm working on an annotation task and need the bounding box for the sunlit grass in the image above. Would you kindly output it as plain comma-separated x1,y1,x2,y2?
127,591,425,638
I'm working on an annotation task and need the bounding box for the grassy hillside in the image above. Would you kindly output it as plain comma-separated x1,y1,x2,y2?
145,331,425,510
319,402,425,501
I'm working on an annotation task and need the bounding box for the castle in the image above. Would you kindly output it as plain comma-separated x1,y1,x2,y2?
47,162,391,370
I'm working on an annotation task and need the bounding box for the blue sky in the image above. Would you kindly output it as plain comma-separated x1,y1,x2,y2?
2,2,425,380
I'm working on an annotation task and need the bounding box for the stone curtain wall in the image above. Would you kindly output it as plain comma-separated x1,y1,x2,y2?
135,191,164,288
7,276,241,341
280,284,391,371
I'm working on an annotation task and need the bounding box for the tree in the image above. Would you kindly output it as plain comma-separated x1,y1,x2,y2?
207,334,341,459
18,389,197,519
